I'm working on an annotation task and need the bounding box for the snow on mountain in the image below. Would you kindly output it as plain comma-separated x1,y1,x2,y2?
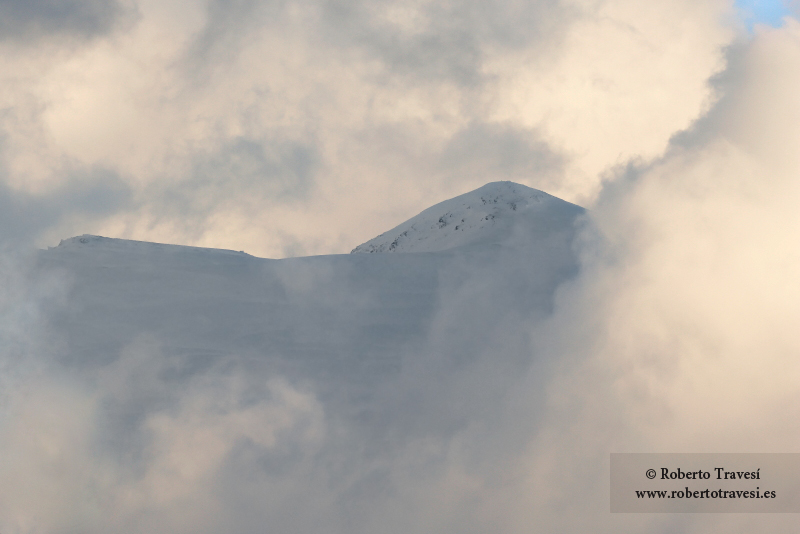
41,233,447,379
39,182,586,379
351,181,585,253
33,181,586,405
55,234,252,257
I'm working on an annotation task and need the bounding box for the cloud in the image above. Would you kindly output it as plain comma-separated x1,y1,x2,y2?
436,122,566,188
317,0,576,87
139,135,320,243
0,339,327,533
180,0,282,79
0,0,135,43
0,163,132,247
502,19,800,533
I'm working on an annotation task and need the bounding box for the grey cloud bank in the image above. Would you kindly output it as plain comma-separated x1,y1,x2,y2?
0,0,134,42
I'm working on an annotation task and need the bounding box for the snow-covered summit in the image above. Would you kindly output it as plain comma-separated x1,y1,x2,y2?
55,234,251,257
51,182,584,260
351,181,584,253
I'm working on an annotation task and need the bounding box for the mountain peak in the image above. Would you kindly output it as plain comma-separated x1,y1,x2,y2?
351,181,584,254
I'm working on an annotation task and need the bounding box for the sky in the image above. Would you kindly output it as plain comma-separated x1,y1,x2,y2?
1,0,800,533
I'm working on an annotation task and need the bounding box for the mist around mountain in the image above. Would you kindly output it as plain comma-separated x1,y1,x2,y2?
0,182,587,533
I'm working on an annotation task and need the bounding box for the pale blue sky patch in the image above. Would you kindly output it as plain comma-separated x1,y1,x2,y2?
735,0,793,30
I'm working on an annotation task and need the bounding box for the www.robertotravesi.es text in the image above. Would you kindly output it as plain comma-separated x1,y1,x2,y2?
635,488,776,499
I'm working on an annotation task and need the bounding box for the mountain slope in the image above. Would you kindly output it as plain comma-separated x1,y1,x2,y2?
352,181,584,253
38,181,586,382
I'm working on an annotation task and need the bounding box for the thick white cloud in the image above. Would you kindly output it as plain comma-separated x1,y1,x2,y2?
502,19,800,533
